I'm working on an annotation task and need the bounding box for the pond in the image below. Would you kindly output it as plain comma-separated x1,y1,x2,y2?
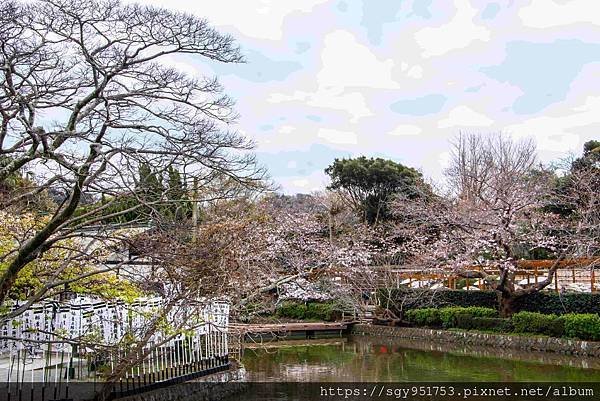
241,335,600,382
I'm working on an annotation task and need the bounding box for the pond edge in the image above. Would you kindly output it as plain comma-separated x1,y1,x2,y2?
351,324,600,357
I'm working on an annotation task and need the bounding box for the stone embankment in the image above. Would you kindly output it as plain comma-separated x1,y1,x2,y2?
351,324,600,357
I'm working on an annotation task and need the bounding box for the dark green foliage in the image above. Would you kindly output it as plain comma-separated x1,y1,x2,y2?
138,162,164,203
562,314,600,341
305,303,335,321
276,302,308,320
404,308,441,327
164,166,192,221
571,140,600,172
513,292,600,315
405,307,497,329
405,307,600,341
454,316,514,332
325,156,423,224
511,311,565,337
382,289,498,315
73,163,193,224
438,307,498,328
384,288,600,316
546,139,600,217
276,301,338,321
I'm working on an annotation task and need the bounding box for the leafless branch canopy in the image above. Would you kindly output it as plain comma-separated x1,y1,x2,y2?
0,0,267,305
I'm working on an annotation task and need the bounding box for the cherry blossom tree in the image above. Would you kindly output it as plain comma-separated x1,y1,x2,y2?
392,134,566,316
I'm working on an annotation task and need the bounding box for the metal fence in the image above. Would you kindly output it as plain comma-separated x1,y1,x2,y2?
0,297,230,400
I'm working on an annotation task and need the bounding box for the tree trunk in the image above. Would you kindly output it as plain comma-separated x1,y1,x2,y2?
498,292,518,317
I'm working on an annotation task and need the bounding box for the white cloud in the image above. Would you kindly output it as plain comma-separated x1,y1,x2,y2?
414,0,490,58
504,96,600,152
268,88,373,123
317,128,358,145
278,170,330,194
317,30,398,89
406,65,424,79
438,106,494,128
438,151,451,170
140,0,329,39
519,0,600,28
388,125,423,136
287,160,298,168
291,178,310,188
279,125,296,134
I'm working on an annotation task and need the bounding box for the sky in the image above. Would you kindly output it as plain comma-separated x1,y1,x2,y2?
143,0,600,194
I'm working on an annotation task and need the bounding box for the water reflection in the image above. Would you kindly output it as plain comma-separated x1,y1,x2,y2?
242,336,600,382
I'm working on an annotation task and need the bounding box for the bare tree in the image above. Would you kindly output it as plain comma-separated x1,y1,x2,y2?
0,0,266,307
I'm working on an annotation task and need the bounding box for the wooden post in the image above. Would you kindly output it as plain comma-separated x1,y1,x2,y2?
534,265,538,284
591,269,596,293
191,177,199,242
554,270,558,293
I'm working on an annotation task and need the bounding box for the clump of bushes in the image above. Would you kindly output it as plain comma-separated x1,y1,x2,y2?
405,307,497,328
404,308,441,327
405,306,600,341
383,288,600,316
439,307,497,328
275,301,338,321
276,302,308,320
511,311,565,337
305,302,335,321
454,316,514,332
562,314,600,341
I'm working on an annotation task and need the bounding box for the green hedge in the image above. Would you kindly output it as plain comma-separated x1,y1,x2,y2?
383,288,600,316
511,311,565,337
439,307,498,328
405,307,497,328
406,307,600,341
404,308,441,327
381,289,497,313
514,292,600,315
276,302,307,320
275,301,338,321
454,316,514,332
562,314,600,341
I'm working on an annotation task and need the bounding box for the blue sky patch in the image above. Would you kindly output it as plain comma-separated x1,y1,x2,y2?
482,40,600,114
481,3,500,20
390,94,447,116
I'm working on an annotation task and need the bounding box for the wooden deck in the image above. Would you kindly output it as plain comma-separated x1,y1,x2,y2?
227,323,355,360
230,321,354,335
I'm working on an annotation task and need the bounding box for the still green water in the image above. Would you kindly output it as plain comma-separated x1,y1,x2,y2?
242,335,600,382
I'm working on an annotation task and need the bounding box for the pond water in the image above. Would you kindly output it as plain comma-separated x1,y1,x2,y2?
241,335,600,382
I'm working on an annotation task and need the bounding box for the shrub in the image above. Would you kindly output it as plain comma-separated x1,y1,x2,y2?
405,308,441,327
562,314,600,341
383,288,600,316
511,311,565,337
305,302,335,321
382,289,497,313
276,302,308,320
438,307,498,328
454,316,513,332
514,292,600,315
